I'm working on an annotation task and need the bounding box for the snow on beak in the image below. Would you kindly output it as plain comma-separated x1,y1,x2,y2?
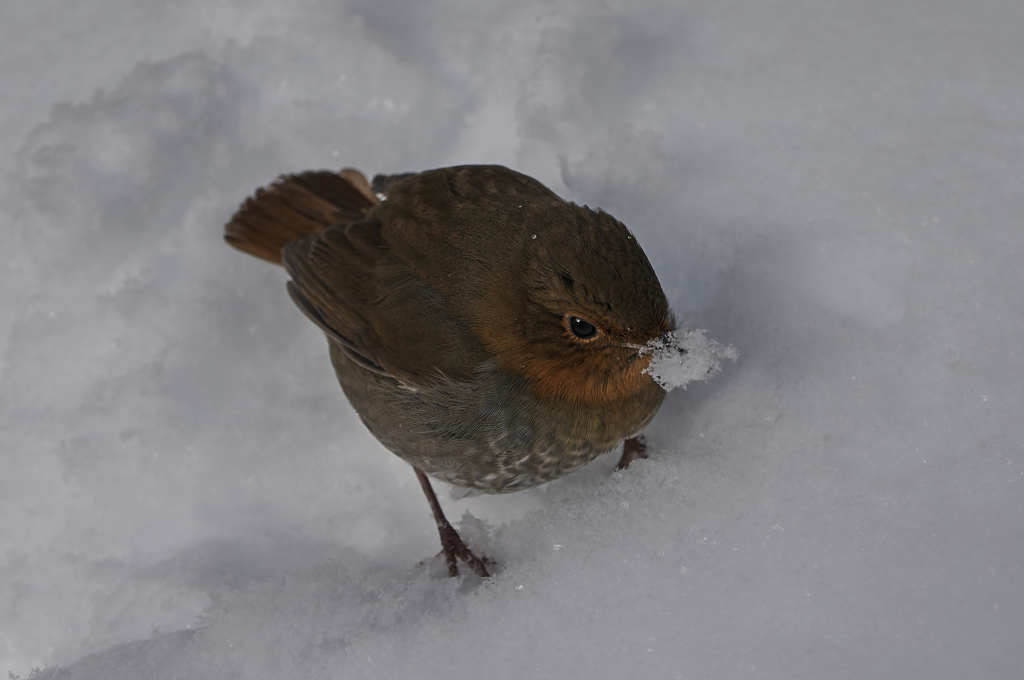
640,329,738,391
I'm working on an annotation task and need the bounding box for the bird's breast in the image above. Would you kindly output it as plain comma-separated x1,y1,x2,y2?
330,343,665,493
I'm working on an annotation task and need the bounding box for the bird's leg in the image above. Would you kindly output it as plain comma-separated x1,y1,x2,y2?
414,467,491,577
615,434,649,470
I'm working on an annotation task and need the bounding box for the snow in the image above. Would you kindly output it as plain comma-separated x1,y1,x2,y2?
2,0,1023,678
642,329,738,391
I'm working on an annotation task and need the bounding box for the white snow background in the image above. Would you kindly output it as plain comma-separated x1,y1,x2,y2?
2,1,1023,678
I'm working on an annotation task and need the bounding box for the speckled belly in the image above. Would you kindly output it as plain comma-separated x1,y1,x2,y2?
418,439,611,492
328,342,664,493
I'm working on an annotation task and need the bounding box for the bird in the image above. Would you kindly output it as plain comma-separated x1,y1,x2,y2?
224,164,678,577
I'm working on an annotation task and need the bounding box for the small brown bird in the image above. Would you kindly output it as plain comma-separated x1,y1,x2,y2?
225,165,677,576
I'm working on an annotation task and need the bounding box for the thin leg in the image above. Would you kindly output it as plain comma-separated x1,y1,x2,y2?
414,467,491,577
615,434,649,470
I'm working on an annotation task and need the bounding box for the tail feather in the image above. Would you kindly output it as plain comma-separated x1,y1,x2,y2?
340,168,378,205
225,168,377,265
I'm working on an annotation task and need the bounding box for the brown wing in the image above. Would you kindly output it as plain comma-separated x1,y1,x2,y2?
281,217,488,386
281,165,564,387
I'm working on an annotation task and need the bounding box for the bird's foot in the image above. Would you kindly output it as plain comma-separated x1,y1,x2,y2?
437,522,493,577
413,466,493,577
615,435,649,470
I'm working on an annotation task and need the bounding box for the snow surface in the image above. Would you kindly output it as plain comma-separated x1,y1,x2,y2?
3,1,1023,678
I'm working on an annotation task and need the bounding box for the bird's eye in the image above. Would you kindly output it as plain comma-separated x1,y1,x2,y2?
568,315,598,340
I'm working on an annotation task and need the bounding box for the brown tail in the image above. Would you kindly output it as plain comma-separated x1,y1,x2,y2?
224,167,378,265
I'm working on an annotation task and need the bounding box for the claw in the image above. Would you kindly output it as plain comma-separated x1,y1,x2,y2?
438,523,492,577
615,434,649,470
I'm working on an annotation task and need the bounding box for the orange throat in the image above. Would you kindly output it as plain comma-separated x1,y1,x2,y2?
513,351,656,405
